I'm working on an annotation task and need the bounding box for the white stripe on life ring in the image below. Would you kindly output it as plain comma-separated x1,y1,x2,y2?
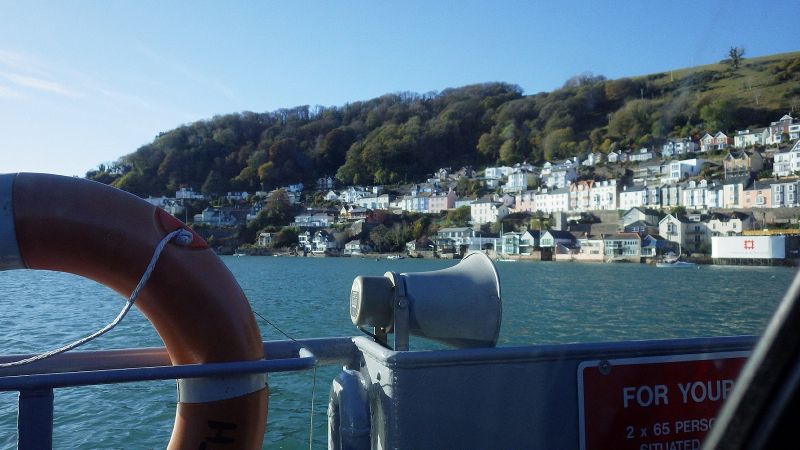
177,373,267,404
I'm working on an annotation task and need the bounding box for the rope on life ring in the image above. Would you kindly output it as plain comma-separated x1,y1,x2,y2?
0,173,268,449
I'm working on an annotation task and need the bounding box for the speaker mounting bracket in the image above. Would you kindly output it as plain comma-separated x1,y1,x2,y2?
386,271,410,351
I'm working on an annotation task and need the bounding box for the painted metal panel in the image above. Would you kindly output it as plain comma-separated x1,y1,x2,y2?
711,235,785,259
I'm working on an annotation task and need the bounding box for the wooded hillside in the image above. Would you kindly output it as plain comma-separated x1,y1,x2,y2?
86,51,800,196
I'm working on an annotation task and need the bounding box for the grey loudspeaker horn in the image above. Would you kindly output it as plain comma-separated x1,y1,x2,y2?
350,251,502,350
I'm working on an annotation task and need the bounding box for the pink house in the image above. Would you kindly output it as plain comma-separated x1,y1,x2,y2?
515,190,537,213
741,181,773,209
428,190,457,214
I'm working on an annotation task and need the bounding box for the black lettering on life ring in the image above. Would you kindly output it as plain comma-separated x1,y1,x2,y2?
197,421,238,448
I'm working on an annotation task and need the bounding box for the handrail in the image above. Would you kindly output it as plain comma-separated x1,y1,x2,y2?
0,337,357,381
0,337,359,450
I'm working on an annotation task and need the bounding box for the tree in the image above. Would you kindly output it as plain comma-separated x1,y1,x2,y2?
369,225,391,252
728,47,745,69
444,206,472,227
272,227,299,248
263,189,292,225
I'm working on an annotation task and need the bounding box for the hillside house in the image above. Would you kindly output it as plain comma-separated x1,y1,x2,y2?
723,150,763,179
733,128,769,148
773,140,800,177
700,131,730,152
741,180,773,209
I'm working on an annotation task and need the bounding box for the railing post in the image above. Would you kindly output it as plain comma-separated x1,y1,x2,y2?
18,388,54,450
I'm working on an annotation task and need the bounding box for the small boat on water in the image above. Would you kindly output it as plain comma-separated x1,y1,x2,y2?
656,259,698,268
386,254,405,259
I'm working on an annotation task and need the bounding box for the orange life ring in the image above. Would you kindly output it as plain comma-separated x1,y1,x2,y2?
0,173,268,449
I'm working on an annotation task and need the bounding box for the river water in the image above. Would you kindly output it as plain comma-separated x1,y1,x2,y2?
0,257,795,449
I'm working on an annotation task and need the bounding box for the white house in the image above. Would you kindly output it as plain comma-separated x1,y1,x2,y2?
544,166,577,189
662,159,704,184
733,128,769,148
773,140,800,177
485,166,514,180
662,138,698,158
619,184,647,210
707,212,755,237
535,188,570,213
175,187,205,200
504,168,536,193
582,152,603,166
590,179,620,210
312,230,339,254
470,199,509,224
680,179,714,209
629,148,656,162
257,232,273,247
355,194,391,210
344,240,370,255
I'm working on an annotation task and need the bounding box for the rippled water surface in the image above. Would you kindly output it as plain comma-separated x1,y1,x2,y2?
0,257,794,448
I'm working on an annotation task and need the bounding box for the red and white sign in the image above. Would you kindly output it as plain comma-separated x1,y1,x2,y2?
578,352,748,450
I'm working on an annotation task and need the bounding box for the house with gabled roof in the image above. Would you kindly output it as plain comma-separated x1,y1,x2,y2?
700,131,730,152
539,230,576,249
622,207,661,228
723,149,763,179
707,212,755,237
767,114,795,146
641,234,673,258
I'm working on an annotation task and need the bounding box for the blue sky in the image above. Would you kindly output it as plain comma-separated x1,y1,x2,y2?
0,0,797,176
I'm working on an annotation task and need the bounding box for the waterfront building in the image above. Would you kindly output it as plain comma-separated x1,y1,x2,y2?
621,207,661,228
539,230,576,249
707,212,756,237
603,233,642,262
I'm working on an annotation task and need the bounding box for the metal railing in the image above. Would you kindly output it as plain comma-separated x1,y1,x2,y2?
0,337,359,449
